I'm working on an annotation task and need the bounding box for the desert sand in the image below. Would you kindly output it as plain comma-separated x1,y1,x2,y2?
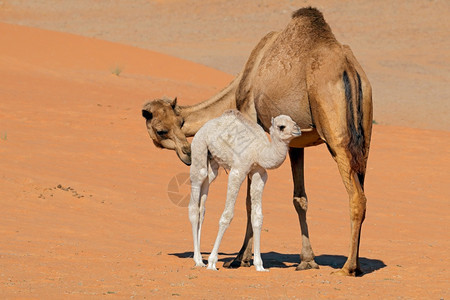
1,0,449,131
0,1,449,298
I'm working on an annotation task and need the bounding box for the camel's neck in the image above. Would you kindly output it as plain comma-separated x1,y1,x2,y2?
257,135,289,170
180,72,242,137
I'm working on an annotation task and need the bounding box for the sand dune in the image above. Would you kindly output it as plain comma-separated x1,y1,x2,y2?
1,0,449,130
0,11,449,300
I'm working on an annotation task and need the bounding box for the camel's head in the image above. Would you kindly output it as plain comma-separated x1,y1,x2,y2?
142,97,191,165
270,115,302,142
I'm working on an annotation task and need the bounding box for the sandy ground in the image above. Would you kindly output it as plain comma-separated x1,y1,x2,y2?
0,1,449,298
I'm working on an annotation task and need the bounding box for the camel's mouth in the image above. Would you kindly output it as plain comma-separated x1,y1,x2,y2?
292,125,302,136
176,150,192,166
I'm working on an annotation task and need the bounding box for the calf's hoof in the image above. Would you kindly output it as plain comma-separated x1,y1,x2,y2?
194,262,206,268
207,265,218,271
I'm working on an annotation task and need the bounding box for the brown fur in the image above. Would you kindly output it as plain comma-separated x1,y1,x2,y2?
142,7,373,276
292,6,323,19
236,31,279,112
142,97,191,165
291,7,336,44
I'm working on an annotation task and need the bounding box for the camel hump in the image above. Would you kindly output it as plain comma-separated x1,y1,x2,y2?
290,7,334,41
291,7,324,20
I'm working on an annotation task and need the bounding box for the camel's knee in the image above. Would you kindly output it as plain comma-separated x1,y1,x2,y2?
350,193,367,222
293,196,308,212
189,184,201,203
189,205,199,224
219,211,234,228
189,184,203,223
251,210,263,229
190,167,208,186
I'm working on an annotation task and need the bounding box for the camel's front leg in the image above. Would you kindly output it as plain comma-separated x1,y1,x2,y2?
207,168,246,270
189,160,219,268
289,147,319,270
249,167,268,272
189,166,209,267
223,176,254,268
189,184,204,267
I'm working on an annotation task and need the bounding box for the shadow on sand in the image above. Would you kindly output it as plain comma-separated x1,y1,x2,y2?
169,251,386,275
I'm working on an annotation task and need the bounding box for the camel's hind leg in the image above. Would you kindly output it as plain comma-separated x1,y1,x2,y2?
309,70,370,275
331,149,367,276
314,126,368,276
222,176,254,268
315,131,368,276
289,147,319,271
189,173,207,267
249,167,268,271
207,168,246,270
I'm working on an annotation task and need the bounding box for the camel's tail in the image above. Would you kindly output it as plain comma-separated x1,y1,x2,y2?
343,70,366,176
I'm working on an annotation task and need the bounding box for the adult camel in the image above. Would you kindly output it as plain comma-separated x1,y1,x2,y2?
142,7,372,276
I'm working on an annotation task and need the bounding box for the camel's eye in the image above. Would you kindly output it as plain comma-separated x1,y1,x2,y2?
156,130,168,136
180,119,185,128
278,125,286,131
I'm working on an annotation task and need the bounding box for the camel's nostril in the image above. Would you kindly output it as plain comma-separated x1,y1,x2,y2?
182,147,191,155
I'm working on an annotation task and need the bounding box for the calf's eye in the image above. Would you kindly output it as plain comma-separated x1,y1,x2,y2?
278,125,286,131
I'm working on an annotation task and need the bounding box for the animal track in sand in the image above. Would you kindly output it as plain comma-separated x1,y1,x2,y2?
37,184,92,200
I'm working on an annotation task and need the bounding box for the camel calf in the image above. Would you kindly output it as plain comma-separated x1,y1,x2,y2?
189,110,301,271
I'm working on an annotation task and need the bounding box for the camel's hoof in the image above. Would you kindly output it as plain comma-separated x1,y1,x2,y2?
223,259,251,269
295,260,319,271
194,262,206,268
331,267,363,277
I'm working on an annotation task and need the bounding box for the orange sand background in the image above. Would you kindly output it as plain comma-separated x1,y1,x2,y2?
0,1,449,298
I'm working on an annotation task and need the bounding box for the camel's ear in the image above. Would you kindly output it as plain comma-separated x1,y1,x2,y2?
171,97,178,109
271,117,274,126
171,97,182,115
142,109,153,120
